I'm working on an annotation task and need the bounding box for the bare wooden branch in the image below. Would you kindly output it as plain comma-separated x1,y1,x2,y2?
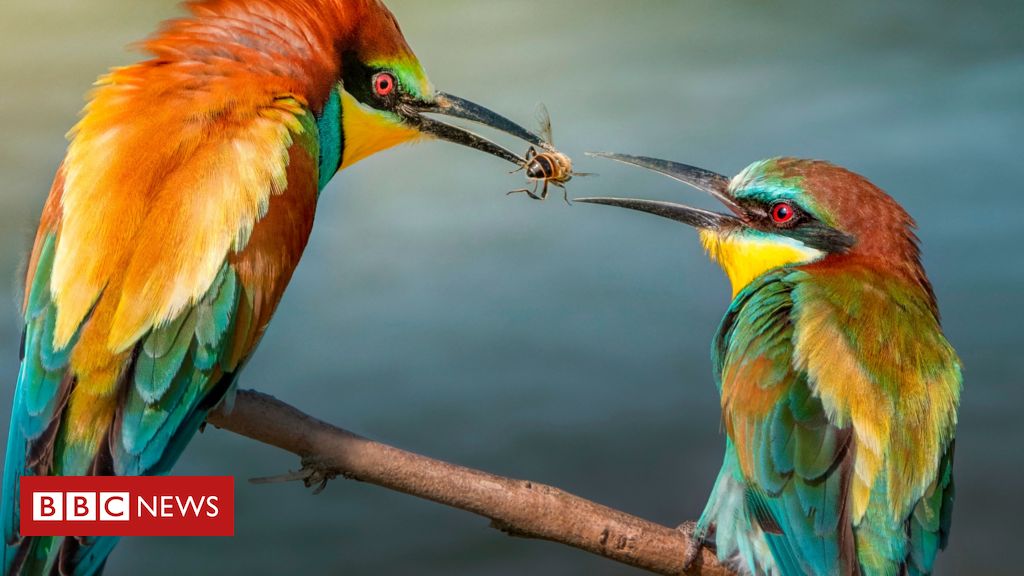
207,390,735,576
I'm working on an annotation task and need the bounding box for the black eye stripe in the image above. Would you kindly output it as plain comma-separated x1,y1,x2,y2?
740,199,854,253
341,51,399,109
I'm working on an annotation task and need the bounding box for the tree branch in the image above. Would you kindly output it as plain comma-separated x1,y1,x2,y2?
207,390,735,576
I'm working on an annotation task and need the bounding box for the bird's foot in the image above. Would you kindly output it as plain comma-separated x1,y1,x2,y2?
249,458,338,495
677,521,714,571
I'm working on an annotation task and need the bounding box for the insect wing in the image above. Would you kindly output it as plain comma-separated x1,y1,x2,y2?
535,103,554,145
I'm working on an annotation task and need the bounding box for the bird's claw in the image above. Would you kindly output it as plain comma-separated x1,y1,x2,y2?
249,459,338,495
677,521,712,571
249,468,313,485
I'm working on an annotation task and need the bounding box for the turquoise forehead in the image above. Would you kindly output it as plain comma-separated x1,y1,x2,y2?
729,159,836,226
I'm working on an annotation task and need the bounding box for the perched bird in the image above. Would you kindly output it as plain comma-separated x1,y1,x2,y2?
2,0,545,574
579,154,960,576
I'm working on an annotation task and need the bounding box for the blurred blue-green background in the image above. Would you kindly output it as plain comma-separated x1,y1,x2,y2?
1,0,1021,574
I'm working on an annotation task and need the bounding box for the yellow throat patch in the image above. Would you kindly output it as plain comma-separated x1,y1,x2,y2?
340,91,422,170
700,229,823,296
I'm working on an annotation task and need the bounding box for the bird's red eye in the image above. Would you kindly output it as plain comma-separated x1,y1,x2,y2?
373,73,396,97
771,202,796,225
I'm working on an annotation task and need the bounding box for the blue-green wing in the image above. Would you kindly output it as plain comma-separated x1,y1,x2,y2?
907,444,954,576
711,272,856,575
3,234,76,574
111,263,241,476
3,246,246,576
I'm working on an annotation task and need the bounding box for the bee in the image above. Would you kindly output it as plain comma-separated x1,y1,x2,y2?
508,105,591,204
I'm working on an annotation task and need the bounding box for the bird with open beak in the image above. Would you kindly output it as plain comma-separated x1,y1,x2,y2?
2,0,550,573
579,153,961,576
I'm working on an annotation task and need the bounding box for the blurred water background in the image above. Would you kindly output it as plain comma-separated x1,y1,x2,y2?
1,0,1022,574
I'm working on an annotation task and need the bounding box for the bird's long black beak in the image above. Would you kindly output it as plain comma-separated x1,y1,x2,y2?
402,92,545,166
576,152,744,230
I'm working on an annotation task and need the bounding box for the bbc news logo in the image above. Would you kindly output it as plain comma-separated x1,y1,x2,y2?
21,476,233,536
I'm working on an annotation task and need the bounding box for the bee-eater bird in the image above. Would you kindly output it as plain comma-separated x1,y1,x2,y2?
579,154,961,576
2,0,546,574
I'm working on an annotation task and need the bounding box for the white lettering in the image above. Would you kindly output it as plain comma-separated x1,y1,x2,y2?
137,496,158,517
205,496,219,518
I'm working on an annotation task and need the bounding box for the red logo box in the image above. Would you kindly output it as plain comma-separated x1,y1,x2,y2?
20,476,234,537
